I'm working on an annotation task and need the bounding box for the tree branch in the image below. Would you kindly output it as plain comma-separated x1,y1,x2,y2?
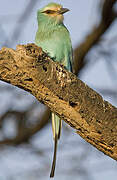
0,44,117,161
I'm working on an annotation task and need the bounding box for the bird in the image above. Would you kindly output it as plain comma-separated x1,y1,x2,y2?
35,2,73,177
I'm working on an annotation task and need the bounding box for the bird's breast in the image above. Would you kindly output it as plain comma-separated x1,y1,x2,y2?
35,27,72,71
37,38,65,62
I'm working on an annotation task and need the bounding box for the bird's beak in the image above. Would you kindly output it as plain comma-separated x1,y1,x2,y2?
58,8,70,14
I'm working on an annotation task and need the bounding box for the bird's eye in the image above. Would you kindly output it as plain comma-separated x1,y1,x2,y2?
45,10,52,14
43,10,55,14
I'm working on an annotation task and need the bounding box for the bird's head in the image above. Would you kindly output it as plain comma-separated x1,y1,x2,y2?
37,3,69,25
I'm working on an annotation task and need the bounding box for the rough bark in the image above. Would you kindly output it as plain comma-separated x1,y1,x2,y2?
0,44,117,161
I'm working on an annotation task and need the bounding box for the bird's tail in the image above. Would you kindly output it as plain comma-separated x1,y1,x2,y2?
50,113,62,178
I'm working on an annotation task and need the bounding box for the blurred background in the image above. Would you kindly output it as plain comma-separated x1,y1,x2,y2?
0,0,117,179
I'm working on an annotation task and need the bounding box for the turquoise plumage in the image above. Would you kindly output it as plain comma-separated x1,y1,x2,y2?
35,2,73,177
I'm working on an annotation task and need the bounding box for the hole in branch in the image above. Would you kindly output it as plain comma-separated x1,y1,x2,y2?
69,101,77,107
43,65,47,72
24,78,33,81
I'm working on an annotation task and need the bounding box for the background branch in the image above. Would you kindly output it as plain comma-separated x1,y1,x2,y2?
74,0,117,75
0,108,50,145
